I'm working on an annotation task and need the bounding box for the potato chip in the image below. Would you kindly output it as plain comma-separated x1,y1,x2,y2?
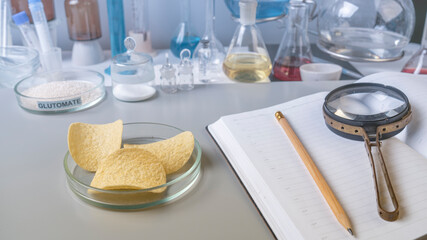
90,148,166,193
68,120,123,172
124,131,194,174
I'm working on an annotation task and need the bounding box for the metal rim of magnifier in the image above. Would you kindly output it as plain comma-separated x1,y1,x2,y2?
323,82,411,141
322,82,412,222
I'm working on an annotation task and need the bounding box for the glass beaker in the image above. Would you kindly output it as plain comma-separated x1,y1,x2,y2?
317,0,415,62
111,37,156,102
223,0,272,83
194,0,225,83
402,11,427,75
273,1,312,81
170,0,200,58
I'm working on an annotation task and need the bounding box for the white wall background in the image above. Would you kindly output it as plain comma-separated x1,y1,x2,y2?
10,0,312,51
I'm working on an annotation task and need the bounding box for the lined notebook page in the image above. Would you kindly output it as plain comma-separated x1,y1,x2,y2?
209,92,427,240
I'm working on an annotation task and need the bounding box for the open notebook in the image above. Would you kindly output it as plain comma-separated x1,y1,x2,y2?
207,72,427,240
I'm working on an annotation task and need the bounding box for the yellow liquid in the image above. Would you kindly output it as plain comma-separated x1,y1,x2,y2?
223,53,272,83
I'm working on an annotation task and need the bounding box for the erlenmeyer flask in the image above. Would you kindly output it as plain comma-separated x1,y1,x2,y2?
273,1,312,81
194,0,225,83
402,12,427,75
223,0,272,83
170,0,200,58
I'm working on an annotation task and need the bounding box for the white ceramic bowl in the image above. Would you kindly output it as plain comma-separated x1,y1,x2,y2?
300,63,342,81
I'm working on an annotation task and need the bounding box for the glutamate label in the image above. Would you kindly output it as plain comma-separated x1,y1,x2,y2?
37,97,82,110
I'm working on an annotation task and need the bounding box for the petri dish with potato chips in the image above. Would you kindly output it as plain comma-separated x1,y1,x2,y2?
64,122,202,210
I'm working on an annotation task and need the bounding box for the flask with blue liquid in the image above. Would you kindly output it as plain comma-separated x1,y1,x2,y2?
170,0,200,58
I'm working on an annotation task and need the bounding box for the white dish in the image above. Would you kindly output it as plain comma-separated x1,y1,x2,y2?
300,63,342,81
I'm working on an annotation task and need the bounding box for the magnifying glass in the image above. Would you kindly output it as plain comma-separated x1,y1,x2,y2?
323,83,412,221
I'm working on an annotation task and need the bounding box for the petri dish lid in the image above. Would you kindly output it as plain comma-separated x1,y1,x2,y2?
112,37,153,66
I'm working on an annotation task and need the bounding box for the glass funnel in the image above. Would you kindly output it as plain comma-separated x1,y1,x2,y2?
317,0,415,62
402,11,427,75
273,1,312,81
223,0,272,83
170,0,200,58
194,0,225,83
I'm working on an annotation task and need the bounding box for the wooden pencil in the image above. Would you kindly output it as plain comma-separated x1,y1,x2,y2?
275,111,354,236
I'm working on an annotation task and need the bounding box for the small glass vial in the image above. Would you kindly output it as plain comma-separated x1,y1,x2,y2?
160,53,178,94
178,49,194,91
198,39,212,83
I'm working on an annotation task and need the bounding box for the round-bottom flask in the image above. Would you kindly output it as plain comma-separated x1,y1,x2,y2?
170,0,200,58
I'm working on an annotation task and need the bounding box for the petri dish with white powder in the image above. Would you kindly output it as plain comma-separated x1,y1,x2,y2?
14,70,105,113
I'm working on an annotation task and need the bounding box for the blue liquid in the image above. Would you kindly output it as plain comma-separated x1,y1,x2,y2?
107,0,126,57
224,0,289,20
170,36,200,58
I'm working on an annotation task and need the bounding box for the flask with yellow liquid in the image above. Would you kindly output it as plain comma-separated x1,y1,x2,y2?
223,0,272,83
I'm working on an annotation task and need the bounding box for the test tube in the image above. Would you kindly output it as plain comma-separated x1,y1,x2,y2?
28,0,53,53
129,0,154,55
12,11,41,51
1,0,8,47
11,0,55,22
28,0,61,71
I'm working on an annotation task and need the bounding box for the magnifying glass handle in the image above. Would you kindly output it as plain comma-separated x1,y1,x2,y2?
362,129,399,221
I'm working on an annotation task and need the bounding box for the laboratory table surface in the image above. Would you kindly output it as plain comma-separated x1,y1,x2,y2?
0,81,357,240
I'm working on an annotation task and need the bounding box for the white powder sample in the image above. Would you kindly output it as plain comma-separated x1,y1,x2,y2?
19,80,104,111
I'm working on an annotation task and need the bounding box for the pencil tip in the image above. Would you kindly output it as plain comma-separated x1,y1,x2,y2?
347,228,354,236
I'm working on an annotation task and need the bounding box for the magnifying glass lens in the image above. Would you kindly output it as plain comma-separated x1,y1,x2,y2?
325,85,408,121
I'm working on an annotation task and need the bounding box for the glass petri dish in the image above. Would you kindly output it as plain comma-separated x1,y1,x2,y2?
64,122,202,210
0,46,40,88
14,69,105,114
